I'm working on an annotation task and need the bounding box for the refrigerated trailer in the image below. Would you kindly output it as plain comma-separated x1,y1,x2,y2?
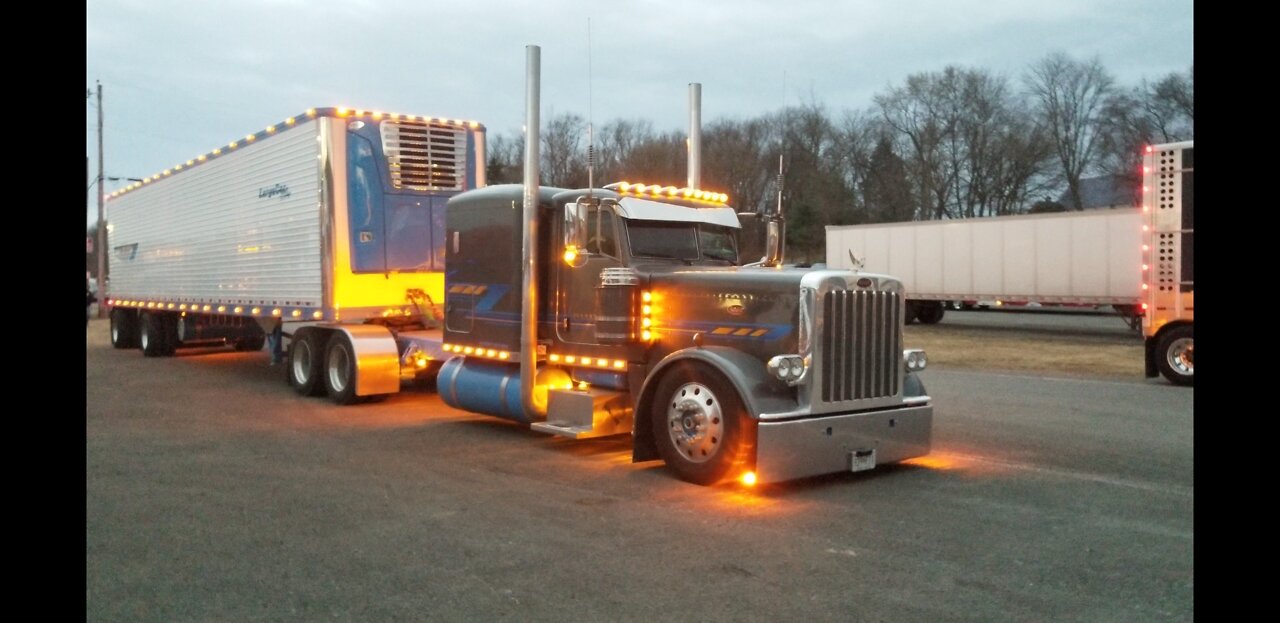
103,47,936,484
825,209,1144,325
106,107,486,402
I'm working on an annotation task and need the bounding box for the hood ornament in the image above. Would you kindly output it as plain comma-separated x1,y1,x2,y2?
847,250,865,272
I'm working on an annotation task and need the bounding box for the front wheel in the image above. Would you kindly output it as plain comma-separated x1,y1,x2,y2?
1156,325,1193,386
651,362,754,485
914,301,945,324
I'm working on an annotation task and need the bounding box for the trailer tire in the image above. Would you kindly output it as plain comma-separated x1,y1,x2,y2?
915,301,945,325
288,330,326,397
904,302,919,325
323,332,363,405
140,313,175,357
650,361,754,485
110,309,138,349
1156,325,1193,386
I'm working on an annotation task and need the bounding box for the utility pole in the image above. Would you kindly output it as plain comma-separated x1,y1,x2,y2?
96,80,106,318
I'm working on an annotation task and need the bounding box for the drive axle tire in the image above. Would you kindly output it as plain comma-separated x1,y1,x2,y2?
323,332,363,405
288,330,326,397
140,313,176,357
110,309,138,349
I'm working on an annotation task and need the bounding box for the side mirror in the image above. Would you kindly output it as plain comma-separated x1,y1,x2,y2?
562,199,589,268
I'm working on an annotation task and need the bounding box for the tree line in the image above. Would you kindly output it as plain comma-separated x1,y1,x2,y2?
485,53,1193,263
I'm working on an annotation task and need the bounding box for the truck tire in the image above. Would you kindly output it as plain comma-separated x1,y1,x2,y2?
323,332,363,405
110,309,138,349
288,330,326,397
650,361,754,485
914,301,945,325
140,313,175,357
1156,325,1193,386
904,302,919,325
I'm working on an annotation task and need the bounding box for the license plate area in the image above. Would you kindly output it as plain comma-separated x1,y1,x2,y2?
850,448,876,472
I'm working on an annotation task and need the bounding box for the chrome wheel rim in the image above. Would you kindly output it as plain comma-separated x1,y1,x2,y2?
1167,337,1193,376
111,324,119,343
140,329,149,350
292,340,313,385
665,382,725,464
327,344,350,393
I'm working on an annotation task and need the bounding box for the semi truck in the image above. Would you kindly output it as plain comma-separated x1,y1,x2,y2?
824,140,1194,386
104,46,935,485
825,208,1144,326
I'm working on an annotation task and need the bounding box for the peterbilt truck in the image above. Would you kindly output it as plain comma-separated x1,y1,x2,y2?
103,46,934,485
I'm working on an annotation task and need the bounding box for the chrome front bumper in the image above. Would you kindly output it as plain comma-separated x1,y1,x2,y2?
754,404,932,484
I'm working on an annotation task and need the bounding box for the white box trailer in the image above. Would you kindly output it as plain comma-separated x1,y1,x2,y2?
825,209,1143,324
105,107,486,402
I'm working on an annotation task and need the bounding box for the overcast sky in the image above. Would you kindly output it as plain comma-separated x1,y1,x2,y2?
86,0,1192,225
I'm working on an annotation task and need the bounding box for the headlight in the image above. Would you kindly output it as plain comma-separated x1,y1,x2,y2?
904,348,927,372
767,354,807,385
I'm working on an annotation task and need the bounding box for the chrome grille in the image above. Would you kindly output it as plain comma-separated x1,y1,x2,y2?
820,289,901,402
381,121,468,191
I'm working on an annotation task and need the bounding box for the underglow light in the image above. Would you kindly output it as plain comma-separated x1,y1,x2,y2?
251,307,261,315
613,360,625,369
167,303,175,309
642,305,652,315
272,308,282,316
203,305,211,312
549,354,560,362
498,352,510,360
217,306,226,312
565,356,576,364
234,307,243,313
642,318,652,328
741,472,757,486
486,349,497,357
641,291,652,303
642,330,652,341
463,346,474,354
179,304,187,310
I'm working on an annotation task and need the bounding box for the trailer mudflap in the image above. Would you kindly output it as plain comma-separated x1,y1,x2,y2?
754,405,932,484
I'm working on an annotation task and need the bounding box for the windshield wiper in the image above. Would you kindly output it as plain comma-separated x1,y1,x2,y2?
636,252,693,266
701,252,737,265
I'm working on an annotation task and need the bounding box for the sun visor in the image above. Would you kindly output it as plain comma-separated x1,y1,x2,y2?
616,196,741,229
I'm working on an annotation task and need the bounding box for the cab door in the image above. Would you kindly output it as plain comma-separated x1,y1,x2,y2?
556,202,622,345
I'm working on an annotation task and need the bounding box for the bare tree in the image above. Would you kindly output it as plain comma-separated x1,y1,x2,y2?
541,111,587,187
875,69,962,220
485,131,525,184
1024,53,1116,210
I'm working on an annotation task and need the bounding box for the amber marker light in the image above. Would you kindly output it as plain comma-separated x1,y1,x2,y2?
741,471,757,486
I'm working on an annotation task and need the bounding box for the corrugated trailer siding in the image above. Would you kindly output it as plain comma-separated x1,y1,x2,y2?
108,121,323,306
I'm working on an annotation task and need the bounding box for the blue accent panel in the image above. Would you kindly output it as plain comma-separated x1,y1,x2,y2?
347,133,386,272
385,197,433,271
439,357,530,423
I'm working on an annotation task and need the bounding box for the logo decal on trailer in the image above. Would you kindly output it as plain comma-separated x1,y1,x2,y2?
258,183,291,200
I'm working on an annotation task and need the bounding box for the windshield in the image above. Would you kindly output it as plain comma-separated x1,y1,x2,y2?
626,221,738,264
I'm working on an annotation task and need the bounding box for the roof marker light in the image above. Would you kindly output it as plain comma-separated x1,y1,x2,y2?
306,108,317,117
285,117,296,125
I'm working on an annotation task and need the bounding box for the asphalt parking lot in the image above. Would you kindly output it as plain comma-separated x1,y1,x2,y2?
86,316,1192,621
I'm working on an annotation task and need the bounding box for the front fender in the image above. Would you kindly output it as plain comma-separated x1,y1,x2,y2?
632,345,798,463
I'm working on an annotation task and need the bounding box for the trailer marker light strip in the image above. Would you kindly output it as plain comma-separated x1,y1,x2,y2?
614,181,729,205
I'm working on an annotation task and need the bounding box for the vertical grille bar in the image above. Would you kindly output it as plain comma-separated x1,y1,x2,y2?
818,288,903,406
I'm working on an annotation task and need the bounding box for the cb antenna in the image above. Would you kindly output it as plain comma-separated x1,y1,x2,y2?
586,17,595,198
